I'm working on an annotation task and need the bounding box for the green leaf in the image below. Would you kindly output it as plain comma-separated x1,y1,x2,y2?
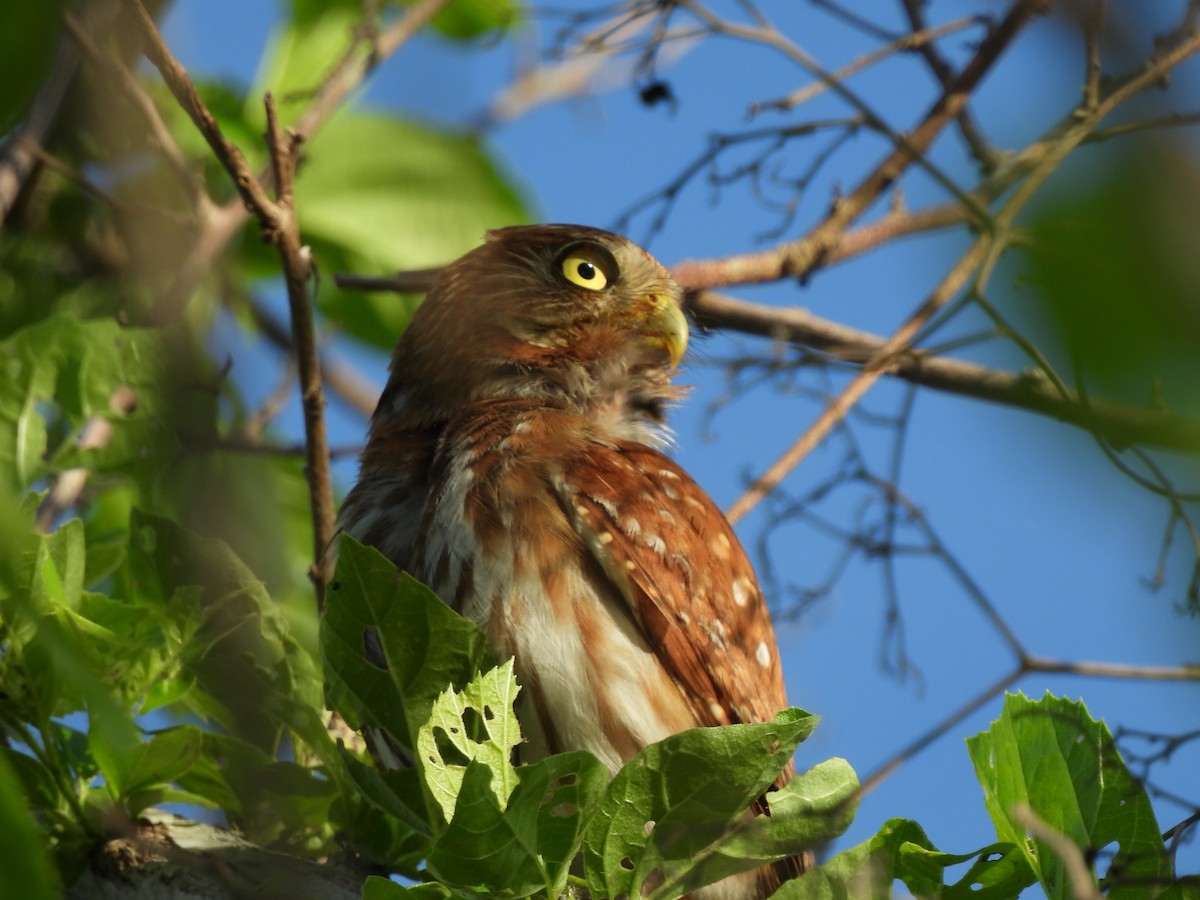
126,510,320,753
0,751,58,899
0,315,174,494
427,749,609,897
297,114,528,348
417,659,522,823
431,0,517,40
340,747,432,837
362,875,458,899
770,819,1036,900
321,536,494,763
0,1,65,133
584,708,825,900
696,758,858,887
120,726,204,807
967,692,1174,900
1028,144,1200,406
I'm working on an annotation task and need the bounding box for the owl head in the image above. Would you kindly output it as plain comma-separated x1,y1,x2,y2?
376,224,688,436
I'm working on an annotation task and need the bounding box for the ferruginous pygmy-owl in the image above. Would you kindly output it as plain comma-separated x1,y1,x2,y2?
336,224,803,897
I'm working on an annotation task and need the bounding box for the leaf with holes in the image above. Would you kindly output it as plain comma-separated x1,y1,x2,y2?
584,708,822,900
427,749,608,897
967,692,1174,900
417,659,522,825
321,537,494,760
685,757,857,891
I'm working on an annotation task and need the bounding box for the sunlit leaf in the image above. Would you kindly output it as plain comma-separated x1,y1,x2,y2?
297,114,528,348
584,708,832,899
418,659,522,823
967,692,1173,900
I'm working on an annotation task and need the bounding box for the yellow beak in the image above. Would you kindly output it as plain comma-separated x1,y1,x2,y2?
637,294,689,368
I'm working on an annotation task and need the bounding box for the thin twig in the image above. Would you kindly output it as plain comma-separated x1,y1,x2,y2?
750,15,986,117
263,94,336,606
123,0,276,221
148,0,456,325
900,0,1000,171
1023,656,1200,681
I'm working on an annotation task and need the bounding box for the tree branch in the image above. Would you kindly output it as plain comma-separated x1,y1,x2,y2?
690,291,1200,455
126,0,336,609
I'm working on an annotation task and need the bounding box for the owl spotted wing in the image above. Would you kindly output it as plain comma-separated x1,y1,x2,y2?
557,440,787,730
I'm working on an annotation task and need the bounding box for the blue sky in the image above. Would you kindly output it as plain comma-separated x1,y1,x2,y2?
165,0,1200,885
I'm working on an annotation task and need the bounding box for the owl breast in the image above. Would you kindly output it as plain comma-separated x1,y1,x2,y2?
406,402,698,772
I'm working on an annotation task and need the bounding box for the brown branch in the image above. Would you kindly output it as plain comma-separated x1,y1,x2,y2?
690,291,1200,455
900,0,1000,171
1023,656,1200,681
148,0,456,326
670,0,1051,289
126,0,336,609
725,231,990,524
123,0,275,223
263,95,336,606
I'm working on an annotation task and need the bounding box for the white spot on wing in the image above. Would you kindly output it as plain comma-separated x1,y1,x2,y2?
756,641,771,667
732,577,752,607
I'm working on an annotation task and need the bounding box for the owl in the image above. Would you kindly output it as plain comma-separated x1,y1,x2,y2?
337,225,802,897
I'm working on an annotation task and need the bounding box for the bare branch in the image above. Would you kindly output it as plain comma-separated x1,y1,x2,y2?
750,15,987,117
1023,657,1200,682
690,291,1200,455
127,0,336,609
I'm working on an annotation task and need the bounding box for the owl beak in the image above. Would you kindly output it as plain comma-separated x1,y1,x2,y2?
638,294,689,368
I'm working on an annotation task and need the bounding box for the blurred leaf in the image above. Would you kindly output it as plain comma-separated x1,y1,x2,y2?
430,0,517,40
1028,142,1200,410
0,1,65,133
967,692,1174,900
0,751,58,900
584,708,828,899
120,726,204,806
253,4,360,127
298,113,528,348
0,315,174,495
418,659,521,823
321,536,494,761
363,875,458,899
126,510,322,751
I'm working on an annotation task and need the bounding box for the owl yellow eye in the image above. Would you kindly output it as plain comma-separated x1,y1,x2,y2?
559,246,614,291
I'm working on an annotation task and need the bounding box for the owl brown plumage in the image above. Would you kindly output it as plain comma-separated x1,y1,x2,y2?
337,224,802,897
